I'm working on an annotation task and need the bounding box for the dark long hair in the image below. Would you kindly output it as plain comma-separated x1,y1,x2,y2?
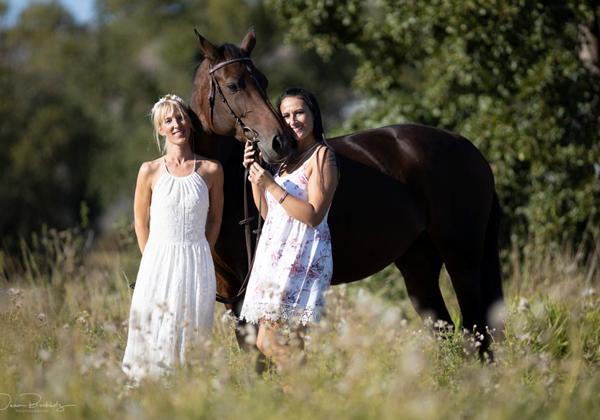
276,87,325,142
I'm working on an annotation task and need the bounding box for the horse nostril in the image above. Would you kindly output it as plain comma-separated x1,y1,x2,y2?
272,134,283,152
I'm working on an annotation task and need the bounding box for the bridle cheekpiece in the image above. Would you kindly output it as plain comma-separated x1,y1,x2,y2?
208,57,260,144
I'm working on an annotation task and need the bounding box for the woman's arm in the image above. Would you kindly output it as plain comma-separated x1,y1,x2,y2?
250,184,269,220
251,145,338,227
244,142,269,219
133,163,153,253
205,162,224,248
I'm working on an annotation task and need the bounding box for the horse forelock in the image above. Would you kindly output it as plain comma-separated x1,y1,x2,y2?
219,43,246,60
192,43,243,77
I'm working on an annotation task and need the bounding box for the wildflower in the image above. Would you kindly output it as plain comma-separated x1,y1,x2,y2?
242,323,257,345
9,288,25,310
76,310,90,325
487,301,506,330
221,309,235,323
38,349,51,362
517,332,531,342
433,319,449,329
581,288,595,297
531,300,546,319
517,297,529,312
400,344,425,377
103,322,117,333
381,308,399,329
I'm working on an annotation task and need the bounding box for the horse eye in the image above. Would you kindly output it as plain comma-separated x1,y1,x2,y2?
227,83,239,93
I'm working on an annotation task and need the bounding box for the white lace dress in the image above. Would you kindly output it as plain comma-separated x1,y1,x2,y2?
122,162,215,381
240,156,333,326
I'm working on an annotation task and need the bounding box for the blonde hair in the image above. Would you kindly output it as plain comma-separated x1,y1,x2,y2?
150,94,192,154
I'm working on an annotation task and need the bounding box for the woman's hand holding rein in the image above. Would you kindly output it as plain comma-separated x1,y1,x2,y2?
243,141,258,169
245,142,271,219
248,162,277,190
245,141,286,205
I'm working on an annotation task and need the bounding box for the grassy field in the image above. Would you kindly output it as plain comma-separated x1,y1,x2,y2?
0,228,599,419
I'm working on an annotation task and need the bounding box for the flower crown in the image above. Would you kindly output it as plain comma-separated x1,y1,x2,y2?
151,94,186,115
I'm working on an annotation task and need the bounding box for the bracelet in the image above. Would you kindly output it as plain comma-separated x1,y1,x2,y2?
278,190,289,204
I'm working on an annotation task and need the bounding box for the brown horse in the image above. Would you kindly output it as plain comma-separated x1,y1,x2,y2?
190,31,503,357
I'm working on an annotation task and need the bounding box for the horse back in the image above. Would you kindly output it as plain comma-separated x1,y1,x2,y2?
327,124,494,189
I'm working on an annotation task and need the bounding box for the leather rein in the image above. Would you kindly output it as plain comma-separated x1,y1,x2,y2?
208,57,264,305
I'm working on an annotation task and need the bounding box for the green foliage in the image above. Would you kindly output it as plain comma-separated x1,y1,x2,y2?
268,0,600,248
0,3,101,245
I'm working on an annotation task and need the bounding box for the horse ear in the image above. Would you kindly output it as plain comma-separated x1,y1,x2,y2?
195,29,217,60
240,28,256,56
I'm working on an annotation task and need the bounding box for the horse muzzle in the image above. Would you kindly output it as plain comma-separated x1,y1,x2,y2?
259,133,295,164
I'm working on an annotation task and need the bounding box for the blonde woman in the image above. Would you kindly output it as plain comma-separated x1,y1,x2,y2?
122,94,223,381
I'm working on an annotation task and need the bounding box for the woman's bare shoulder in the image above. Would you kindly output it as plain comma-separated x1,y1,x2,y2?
137,158,163,184
310,143,336,169
316,143,336,157
140,158,163,172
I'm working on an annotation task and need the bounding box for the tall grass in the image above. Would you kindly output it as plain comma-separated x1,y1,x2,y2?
0,228,598,419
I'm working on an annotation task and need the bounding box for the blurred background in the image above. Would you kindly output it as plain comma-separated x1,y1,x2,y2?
0,0,598,262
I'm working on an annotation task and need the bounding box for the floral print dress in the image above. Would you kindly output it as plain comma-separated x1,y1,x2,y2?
240,152,333,326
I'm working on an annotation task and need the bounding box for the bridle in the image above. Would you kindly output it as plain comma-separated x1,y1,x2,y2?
207,56,266,305
208,57,262,143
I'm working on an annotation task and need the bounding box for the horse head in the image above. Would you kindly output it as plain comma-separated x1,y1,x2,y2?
191,30,294,164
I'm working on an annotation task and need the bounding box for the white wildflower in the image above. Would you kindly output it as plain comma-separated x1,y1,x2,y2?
38,349,51,362
581,288,595,297
517,297,529,312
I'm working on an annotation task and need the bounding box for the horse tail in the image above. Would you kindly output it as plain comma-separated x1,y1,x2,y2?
481,192,504,334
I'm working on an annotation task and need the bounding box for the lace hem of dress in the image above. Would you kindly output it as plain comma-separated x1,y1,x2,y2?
240,302,323,326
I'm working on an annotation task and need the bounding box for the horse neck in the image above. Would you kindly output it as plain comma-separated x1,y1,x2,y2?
193,131,219,159
210,135,248,287
220,137,244,178
195,132,243,176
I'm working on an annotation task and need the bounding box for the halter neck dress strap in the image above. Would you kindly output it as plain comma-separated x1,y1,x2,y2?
163,157,197,177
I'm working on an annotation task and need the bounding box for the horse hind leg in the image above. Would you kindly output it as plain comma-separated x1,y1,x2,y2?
443,262,493,360
395,233,453,331
481,194,505,339
434,202,500,361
